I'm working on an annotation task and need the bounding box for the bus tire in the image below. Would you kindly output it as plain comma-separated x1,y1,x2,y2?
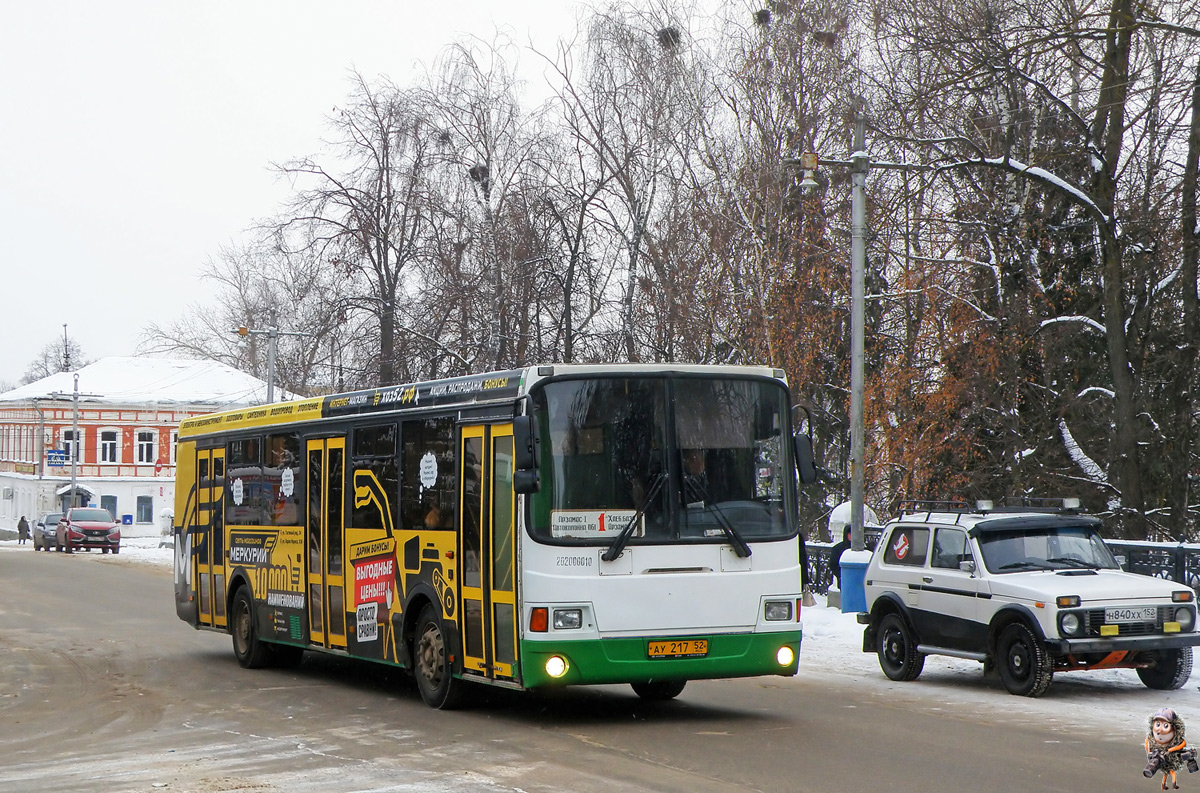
631,680,686,701
413,604,467,709
231,586,271,669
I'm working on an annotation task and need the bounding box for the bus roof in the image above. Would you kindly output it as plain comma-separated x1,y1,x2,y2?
177,363,787,439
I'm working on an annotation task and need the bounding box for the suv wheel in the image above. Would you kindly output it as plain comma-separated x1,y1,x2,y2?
1137,648,1194,690
876,613,925,681
996,623,1052,697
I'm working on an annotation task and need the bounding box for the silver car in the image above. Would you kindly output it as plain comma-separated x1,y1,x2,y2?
33,512,63,551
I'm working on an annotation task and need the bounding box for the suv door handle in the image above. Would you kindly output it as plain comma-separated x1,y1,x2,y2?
922,576,933,583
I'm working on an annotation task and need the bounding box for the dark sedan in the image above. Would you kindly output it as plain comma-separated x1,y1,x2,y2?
33,512,63,551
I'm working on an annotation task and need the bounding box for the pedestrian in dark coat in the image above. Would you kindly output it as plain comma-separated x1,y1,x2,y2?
17,515,30,544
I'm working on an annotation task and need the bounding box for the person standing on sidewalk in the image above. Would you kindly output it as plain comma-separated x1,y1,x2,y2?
17,515,30,545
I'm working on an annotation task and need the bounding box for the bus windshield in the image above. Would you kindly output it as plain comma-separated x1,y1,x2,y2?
527,376,794,545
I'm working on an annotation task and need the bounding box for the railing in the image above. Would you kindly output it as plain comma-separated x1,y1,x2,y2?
804,537,1200,595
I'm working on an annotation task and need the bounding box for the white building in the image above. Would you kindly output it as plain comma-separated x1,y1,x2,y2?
0,357,283,536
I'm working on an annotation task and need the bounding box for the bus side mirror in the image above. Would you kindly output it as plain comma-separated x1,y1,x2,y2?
513,415,540,494
794,433,818,485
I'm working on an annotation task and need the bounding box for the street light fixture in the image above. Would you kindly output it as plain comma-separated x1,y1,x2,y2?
232,319,310,403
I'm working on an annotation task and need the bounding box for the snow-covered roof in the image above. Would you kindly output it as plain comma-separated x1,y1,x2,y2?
0,357,300,408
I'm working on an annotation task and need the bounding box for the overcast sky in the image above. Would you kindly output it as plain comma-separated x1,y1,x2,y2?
0,1,583,388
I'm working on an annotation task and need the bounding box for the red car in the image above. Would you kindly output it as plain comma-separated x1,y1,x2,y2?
56,507,122,554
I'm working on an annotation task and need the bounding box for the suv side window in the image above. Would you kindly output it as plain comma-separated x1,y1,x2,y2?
931,528,969,570
882,526,929,566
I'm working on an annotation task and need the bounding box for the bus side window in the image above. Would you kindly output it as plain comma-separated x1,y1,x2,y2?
400,416,458,531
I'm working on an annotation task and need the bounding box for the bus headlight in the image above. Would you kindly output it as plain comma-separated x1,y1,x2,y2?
545,655,570,678
764,600,793,621
553,608,583,630
776,646,795,666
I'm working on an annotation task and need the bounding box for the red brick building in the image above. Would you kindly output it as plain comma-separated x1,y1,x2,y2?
0,357,278,533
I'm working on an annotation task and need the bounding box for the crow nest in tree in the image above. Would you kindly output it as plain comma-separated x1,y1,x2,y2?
755,9,771,26
656,26,681,49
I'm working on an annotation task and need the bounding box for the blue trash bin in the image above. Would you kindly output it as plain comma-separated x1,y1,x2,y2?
839,550,872,614
121,514,133,525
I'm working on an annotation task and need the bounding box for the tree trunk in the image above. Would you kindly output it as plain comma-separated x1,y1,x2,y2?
1167,58,1200,537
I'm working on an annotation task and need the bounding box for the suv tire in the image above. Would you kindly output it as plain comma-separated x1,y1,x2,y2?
996,623,1052,697
876,612,925,681
1137,648,1194,690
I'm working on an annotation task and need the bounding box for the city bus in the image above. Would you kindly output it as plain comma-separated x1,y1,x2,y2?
172,364,818,708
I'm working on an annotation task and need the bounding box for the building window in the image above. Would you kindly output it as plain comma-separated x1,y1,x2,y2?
100,430,118,463
170,430,179,465
63,429,82,462
137,431,156,464
136,495,153,523
101,495,118,519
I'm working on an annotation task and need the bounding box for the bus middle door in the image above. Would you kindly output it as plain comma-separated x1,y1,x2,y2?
459,424,518,682
195,446,227,629
306,437,347,650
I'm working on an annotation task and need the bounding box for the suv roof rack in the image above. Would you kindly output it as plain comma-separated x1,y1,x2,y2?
895,500,973,524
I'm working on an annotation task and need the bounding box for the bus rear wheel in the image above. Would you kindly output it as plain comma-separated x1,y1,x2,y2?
231,586,271,669
413,604,467,709
631,680,686,701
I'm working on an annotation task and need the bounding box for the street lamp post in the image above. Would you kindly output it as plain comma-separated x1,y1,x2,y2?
232,320,310,403
788,111,929,554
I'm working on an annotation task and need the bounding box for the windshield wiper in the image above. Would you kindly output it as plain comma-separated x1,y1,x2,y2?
602,472,666,562
997,561,1052,571
1044,556,1102,569
683,478,751,558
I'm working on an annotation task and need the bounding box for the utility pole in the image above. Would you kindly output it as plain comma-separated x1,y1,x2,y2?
787,108,931,554
49,374,101,509
232,317,310,403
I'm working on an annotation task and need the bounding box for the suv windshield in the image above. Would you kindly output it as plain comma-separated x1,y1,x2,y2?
527,376,794,546
70,508,114,523
977,525,1120,572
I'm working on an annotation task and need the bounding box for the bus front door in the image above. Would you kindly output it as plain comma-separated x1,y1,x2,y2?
459,424,518,682
195,446,227,629
306,437,347,650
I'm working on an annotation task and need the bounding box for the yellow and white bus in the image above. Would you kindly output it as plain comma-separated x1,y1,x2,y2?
173,364,818,707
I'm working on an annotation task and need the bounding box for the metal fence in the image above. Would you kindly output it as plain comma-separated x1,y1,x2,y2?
805,538,1200,595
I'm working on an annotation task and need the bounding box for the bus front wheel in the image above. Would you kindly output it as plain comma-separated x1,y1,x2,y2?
413,604,467,709
231,586,271,669
631,680,686,701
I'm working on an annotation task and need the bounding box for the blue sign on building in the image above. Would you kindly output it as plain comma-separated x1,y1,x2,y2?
46,450,67,467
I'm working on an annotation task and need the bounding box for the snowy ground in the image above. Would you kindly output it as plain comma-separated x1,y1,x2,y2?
4,537,1198,744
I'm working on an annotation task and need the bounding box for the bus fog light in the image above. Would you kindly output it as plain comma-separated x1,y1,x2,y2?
553,608,583,630
764,600,793,621
776,646,795,666
545,655,569,678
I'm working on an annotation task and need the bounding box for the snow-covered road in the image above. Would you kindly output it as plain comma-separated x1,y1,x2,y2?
5,536,1196,745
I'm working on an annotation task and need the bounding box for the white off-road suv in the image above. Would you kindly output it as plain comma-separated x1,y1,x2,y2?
858,500,1200,696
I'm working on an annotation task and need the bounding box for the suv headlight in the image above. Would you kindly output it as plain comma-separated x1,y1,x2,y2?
1175,607,1195,632
1059,611,1084,637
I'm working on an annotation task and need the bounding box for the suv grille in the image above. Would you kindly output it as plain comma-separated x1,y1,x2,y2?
1082,607,1172,637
